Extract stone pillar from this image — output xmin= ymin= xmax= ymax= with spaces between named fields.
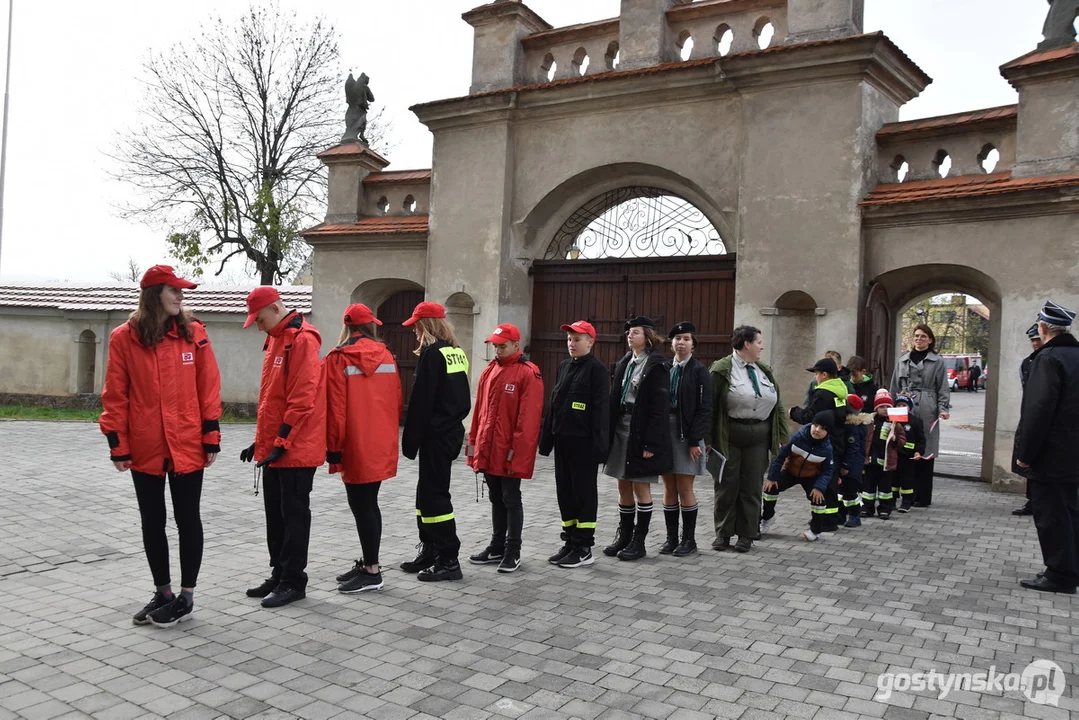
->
xmin=1001 ymin=46 xmax=1079 ymax=178
xmin=786 ymin=0 xmax=864 ymax=44
xmin=315 ymin=144 xmax=390 ymax=224
xmin=618 ymin=0 xmax=690 ymax=71
xmin=462 ymin=1 xmax=551 ymax=94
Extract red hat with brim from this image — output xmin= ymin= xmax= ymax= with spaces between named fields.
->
xmin=244 ymin=286 xmax=282 ymax=328
xmin=560 ymin=320 xmax=596 ymax=340
xmin=402 ymin=301 xmax=446 ymax=327
xmin=485 ymin=323 xmax=521 ymax=344
xmin=343 ymin=303 xmax=382 ymax=326
xmin=140 ymin=264 xmax=197 ymax=290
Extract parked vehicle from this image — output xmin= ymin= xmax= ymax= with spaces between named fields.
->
xmin=942 ymin=354 xmax=982 ymax=390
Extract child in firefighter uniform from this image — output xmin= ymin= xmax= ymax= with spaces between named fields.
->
xmin=538 ymin=321 xmax=611 ymax=568
xmin=836 ymin=393 xmax=872 ymax=528
xmin=761 ymin=411 xmax=838 ymax=542
xmin=466 ymin=324 xmax=544 ymax=574
xmin=400 ymin=302 xmax=472 ymax=582
xmin=862 ymin=389 xmax=902 ymax=519
xmin=893 ymin=392 xmax=926 ymax=513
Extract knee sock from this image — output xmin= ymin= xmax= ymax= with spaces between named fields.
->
xmin=635 ymin=502 xmax=653 ymax=535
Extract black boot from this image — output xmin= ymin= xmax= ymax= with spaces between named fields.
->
xmin=659 ymin=504 xmax=679 ymax=555
xmin=417 ymin=557 xmax=463 ymax=582
xmin=603 ymin=506 xmax=635 ymax=557
xmin=400 ymin=543 xmax=435 ymax=573
xmin=672 ymin=504 xmax=698 ymax=557
xmin=617 ymin=507 xmax=651 ymax=561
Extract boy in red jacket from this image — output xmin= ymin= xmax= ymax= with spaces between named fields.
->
xmin=467 ymin=324 xmax=544 ymax=573
xmin=240 ymin=286 xmax=326 ymax=609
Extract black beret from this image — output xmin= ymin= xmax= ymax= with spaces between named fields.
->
xmin=668 ymin=321 xmax=697 ymax=339
xmin=624 ymin=316 xmax=656 ymax=332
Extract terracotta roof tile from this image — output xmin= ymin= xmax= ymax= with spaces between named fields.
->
xmin=522 ymin=17 xmax=618 ymax=49
xmin=363 ymin=169 xmax=432 ymax=185
xmin=860 ymin=172 xmax=1079 ymax=206
xmin=302 ymin=215 xmax=429 ymax=237
xmin=315 ymin=144 xmax=391 ymax=163
xmin=412 ymin=32 xmax=928 ymax=110
xmin=1001 ymin=44 xmax=1079 ymax=70
xmin=0 ymin=285 xmax=312 ymax=314
xmin=877 ymin=104 xmax=1017 ymax=139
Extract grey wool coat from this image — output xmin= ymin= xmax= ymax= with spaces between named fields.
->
xmin=890 ymin=351 xmax=951 ymax=459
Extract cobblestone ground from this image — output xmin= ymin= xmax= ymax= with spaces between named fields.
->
xmin=0 ymin=422 xmax=1076 ymax=720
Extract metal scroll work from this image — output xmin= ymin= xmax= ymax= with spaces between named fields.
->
xmin=543 ymin=187 xmax=727 ymax=260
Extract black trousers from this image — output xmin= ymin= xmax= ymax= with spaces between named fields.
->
xmin=344 ymin=481 xmax=382 ymax=567
xmin=760 ymin=471 xmax=838 ymax=534
xmin=896 ymin=458 xmax=916 ymax=505
xmin=132 ymin=469 xmax=204 ymax=588
xmin=554 ymin=436 xmax=599 ymax=548
xmin=836 ymin=472 xmax=862 ymax=520
xmin=913 ymin=458 xmax=934 ymax=506
xmin=263 ymin=466 xmax=314 ymax=590
xmin=416 ymin=430 xmax=462 ymax=562
xmin=862 ymin=462 xmax=895 ymax=513
xmin=1030 ymin=480 xmax=1079 ymax=587
xmin=484 ymin=475 xmax=523 ymax=551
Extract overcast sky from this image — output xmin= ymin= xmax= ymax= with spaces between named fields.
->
xmin=0 ymin=0 xmax=1052 ymax=284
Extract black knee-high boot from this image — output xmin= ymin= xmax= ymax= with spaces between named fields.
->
xmin=673 ymin=504 xmax=698 ymax=556
xmin=618 ymin=502 xmax=652 ymax=561
xmin=603 ymin=505 xmax=635 ymax=557
xmin=659 ymin=504 xmax=680 ymax=554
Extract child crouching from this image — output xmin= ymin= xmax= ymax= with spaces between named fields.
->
xmin=761 ymin=411 xmax=838 ymax=542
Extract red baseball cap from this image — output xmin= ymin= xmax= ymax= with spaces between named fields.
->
xmin=343 ymin=303 xmax=382 ymax=326
xmin=402 ymin=301 xmax=446 ymax=327
xmin=140 ymin=265 xmax=197 ymax=290
xmin=244 ymin=286 xmax=282 ymax=328
xmin=485 ymin=323 xmax=521 ymax=344
xmin=560 ymin=320 xmax=596 ymax=340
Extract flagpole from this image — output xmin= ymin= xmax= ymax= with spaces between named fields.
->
xmin=0 ymin=0 xmax=13 ymax=277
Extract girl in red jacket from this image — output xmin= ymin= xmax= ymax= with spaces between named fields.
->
xmin=466 ymin=324 xmax=544 ymax=573
xmin=324 ymin=304 xmax=403 ymax=593
xmin=99 ymin=265 xmax=222 ymax=629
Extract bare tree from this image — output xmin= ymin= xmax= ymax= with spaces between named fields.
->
xmin=108 ymin=257 xmax=142 ymax=283
xmin=113 ymin=5 xmax=392 ymax=285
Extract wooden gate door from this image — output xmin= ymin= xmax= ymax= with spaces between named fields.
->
xmin=864 ymin=282 xmax=892 ymax=388
xmin=528 ymin=255 xmax=736 ymax=399
xmin=379 ymin=288 xmax=425 ymax=416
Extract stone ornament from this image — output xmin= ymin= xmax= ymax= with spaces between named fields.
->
xmin=342 ymin=72 xmax=375 ymax=145
xmin=1039 ymin=0 xmax=1079 ymax=50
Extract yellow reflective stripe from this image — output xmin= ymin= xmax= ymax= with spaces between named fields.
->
xmin=900 ymin=489 xmax=914 ymax=495
xmin=820 ymin=506 xmax=840 ymax=514
xmin=878 ymin=492 xmax=893 ymax=499
xmin=415 ymin=509 xmax=421 ymax=515
xmin=419 ymin=512 xmax=455 ymax=524
xmin=843 ymin=498 xmax=861 ymax=506
xmin=577 ymin=522 xmax=597 ymax=529
xmin=571 ymin=402 xmax=586 ymax=411
xmin=439 ymin=346 xmax=469 ymax=375
xmin=561 ymin=519 xmax=578 ymax=527
xmin=903 ymin=442 xmax=915 ymax=449
xmin=762 ymin=493 xmax=780 ymax=501
xmin=875 ymin=458 xmax=885 ymax=466
xmin=861 ymin=492 xmax=877 ymax=500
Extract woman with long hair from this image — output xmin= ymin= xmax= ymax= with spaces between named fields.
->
xmin=325 ymin=304 xmax=402 ymax=594
xmin=889 ymin=323 xmax=950 ymax=508
xmin=603 ymin=316 xmax=673 ymax=561
xmin=99 ymin=265 xmax=222 ymax=628
xmin=399 ymin=302 xmax=472 ymax=581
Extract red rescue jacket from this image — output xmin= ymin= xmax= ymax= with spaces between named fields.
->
xmin=99 ymin=317 xmax=222 ymax=476
xmin=467 ymin=351 xmax=544 ymax=479
xmin=255 ymin=311 xmax=326 ymax=468
xmin=324 ymin=333 xmax=402 ymax=484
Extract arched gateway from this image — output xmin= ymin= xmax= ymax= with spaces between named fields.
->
xmin=304 ymin=0 xmax=1079 ymax=489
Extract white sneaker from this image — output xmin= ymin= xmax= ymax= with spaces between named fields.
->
xmin=760 ymin=517 xmax=774 ymax=534
xmin=801 ymin=530 xmax=821 ymax=542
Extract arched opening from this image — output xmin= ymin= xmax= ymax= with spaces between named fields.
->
xmin=715 ymin=24 xmax=734 ymax=56
xmin=890 ymin=154 xmax=909 ymax=183
xmin=978 ymin=144 xmax=1000 ymax=174
xmin=770 ymin=291 xmax=818 ymax=408
xmin=372 ymin=282 xmax=426 ymax=417
xmin=403 ymin=194 xmax=417 ymax=213
xmin=572 ymin=47 xmax=590 ymax=76
xmin=77 ymin=330 xmax=96 ymax=394
xmin=605 ymin=41 xmax=620 ymax=70
xmin=677 ymin=30 xmax=694 ymax=61
xmin=753 ymin=17 xmax=775 ymax=49
xmin=445 ymin=292 xmax=476 ymax=375
xmin=933 ymin=149 xmax=952 ymax=178
xmin=541 ymin=52 xmax=557 ymax=81
xmin=377 ymin=196 xmax=389 ymax=215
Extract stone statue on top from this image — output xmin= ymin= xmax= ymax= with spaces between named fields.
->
xmin=342 ymin=72 xmax=375 ymax=145
xmin=1039 ymin=0 xmax=1079 ymax=50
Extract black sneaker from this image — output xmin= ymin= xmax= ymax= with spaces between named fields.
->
xmin=897 ymin=502 xmax=912 ymax=514
xmin=339 ymin=569 xmax=384 ymax=594
xmin=133 ymin=591 xmax=172 ymax=626
xmin=336 ymin=560 xmax=365 ymax=583
xmin=878 ymin=511 xmax=891 ymax=520
xmin=148 ymin=596 xmax=193 ymax=628
xmin=417 ymin=561 xmax=463 ymax=582
xmin=547 ymin=544 xmax=573 ymax=564
xmin=246 ymin=577 xmax=278 ymax=598
xmin=496 ymin=553 xmax=521 ymax=574
xmin=468 ymin=546 xmax=504 ymax=565
xmin=400 ymin=543 xmax=435 ymax=574
xmin=262 ymin=585 xmax=305 ymax=608
xmin=556 ymin=547 xmax=595 ymax=568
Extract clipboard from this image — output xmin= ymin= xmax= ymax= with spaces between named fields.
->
xmin=707 ymin=448 xmax=727 ymax=484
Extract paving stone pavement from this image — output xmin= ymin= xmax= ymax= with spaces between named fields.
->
xmin=1 ymin=421 xmax=1077 ymax=720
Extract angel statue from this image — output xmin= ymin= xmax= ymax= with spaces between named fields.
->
xmin=1038 ymin=0 xmax=1079 ymax=50
xmin=342 ymin=72 xmax=375 ymax=145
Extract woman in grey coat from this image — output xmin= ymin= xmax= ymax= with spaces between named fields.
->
xmin=890 ymin=323 xmax=950 ymax=507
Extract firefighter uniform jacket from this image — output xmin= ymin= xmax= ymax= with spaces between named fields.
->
xmin=790 ymin=377 xmax=849 ymax=455
xmin=539 ymin=353 xmax=611 ymax=462
xmin=255 ymin=311 xmax=326 ymax=468
xmin=467 ymin=351 xmax=544 ymax=479
xmin=768 ymin=425 xmax=834 ymax=492
xmin=100 ymin=318 xmax=222 ymax=476
xmin=324 ymin=333 xmax=402 ymax=484
xmin=403 ymin=339 xmax=472 ymax=460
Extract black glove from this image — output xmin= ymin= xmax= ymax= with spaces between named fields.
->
xmin=240 ymin=443 xmax=256 ymax=463
xmin=256 ymin=446 xmax=286 ymax=468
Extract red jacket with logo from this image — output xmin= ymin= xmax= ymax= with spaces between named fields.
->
xmin=255 ymin=312 xmax=326 ymax=468
xmin=99 ymin=318 xmax=222 ymax=475
xmin=467 ymin=351 xmax=544 ymax=479
xmin=324 ymin=334 xmax=402 ymax=484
